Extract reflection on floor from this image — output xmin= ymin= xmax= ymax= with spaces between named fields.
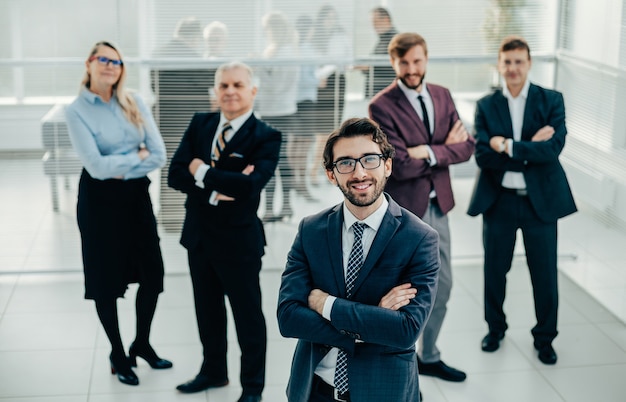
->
xmin=0 ymin=159 xmax=625 ymax=402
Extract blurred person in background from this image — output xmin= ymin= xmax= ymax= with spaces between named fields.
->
xmin=255 ymin=11 xmax=300 ymax=223
xmin=291 ymin=14 xmax=320 ymax=202
xmin=366 ymin=6 xmax=398 ymax=97
xmin=309 ymin=3 xmax=351 ymax=186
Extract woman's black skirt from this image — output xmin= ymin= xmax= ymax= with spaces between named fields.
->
xmin=77 ymin=169 xmax=164 ymax=300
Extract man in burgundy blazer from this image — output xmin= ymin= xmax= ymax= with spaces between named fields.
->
xmin=369 ymin=32 xmax=474 ymax=383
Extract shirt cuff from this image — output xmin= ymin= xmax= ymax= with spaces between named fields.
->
xmin=209 ymin=191 xmax=220 ymax=206
xmin=506 ymin=138 xmax=514 ymax=157
xmin=426 ymin=145 xmax=437 ymax=166
xmin=322 ymin=295 xmax=336 ymax=320
xmin=194 ymin=163 xmax=210 ymax=188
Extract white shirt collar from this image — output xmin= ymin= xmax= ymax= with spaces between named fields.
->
xmin=219 ymin=109 xmax=253 ymax=134
xmin=502 ymin=79 xmax=530 ymax=101
xmin=342 ymin=195 xmax=389 ymax=232
xmin=397 ymin=79 xmax=430 ymax=101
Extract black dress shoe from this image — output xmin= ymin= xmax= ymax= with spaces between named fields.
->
xmin=176 ymin=374 xmax=229 ymax=393
xmin=481 ymin=331 xmax=505 ymax=352
xmin=110 ymin=352 xmax=139 ymax=386
xmin=534 ymin=342 xmax=557 ymax=365
xmin=418 ymin=359 xmax=466 ymax=382
xmin=129 ymin=342 xmax=173 ymax=369
xmin=237 ymin=394 xmax=262 ymax=402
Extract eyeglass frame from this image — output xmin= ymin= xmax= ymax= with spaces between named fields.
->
xmin=88 ymin=55 xmax=124 ymax=67
xmin=332 ymin=153 xmax=386 ymax=174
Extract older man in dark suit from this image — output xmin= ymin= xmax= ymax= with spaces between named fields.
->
xmin=467 ymin=36 xmax=577 ymax=365
xmin=369 ymin=32 xmax=473 ymax=383
xmin=168 ymin=62 xmax=280 ymax=402
xmin=278 ymin=117 xmax=439 ymax=402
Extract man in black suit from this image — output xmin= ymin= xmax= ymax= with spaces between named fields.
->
xmin=168 ymin=62 xmax=281 ymax=402
xmin=467 ymin=36 xmax=577 ymax=365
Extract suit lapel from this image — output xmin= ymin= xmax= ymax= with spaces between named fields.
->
xmin=213 ymin=114 xmax=255 ymax=164
xmin=521 ymin=84 xmax=539 ymax=141
xmin=223 ymin=114 xmax=255 ymax=154
xmin=327 ymin=204 xmax=347 ymax=298
xmin=493 ymin=91 xmax=514 ymax=138
xmin=203 ymin=116 xmax=220 ymax=159
xmin=390 ymin=84 xmax=429 ymax=140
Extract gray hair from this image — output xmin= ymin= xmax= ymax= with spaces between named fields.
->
xmin=214 ymin=61 xmax=255 ymax=89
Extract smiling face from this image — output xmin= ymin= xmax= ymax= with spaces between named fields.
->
xmin=326 ymin=135 xmax=392 ymax=218
xmin=215 ymin=66 xmax=257 ymax=120
xmin=498 ymin=48 xmax=531 ymax=96
xmin=85 ymin=45 xmax=123 ymax=91
xmin=391 ymin=44 xmax=427 ymax=91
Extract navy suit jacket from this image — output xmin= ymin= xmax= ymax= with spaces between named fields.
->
xmin=369 ymin=82 xmax=475 ymax=218
xmin=277 ymin=195 xmax=439 ymax=402
xmin=467 ymin=83 xmax=577 ymax=222
xmin=168 ymin=112 xmax=281 ymax=257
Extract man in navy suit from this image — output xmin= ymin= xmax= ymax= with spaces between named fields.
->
xmin=369 ymin=32 xmax=473 ymax=382
xmin=278 ymin=117 xmax=439 ymax=402
xmin=467 ymin=36 xmax=577 ymax=365
xmin=168 ymin=62 xmax=281 ymax=402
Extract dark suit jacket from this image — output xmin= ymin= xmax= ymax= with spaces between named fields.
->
xmin=168 ymin=112 xmax=281 ymax=257
xmin=277 ymin=195 xmax=439 ymax=402
xmin=369 ymin=82 xmax=475 ymax=218
xmin=467 ymin=83 xmax=577 ymax=222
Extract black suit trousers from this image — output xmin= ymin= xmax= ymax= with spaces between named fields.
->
xmin=482 ymin=191 xmax=558 ymax=345
xmin=187 ymin=244 xmax=267 ymax=394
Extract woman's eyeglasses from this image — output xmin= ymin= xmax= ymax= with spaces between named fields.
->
xmin=88 ymin=55 xmax=123 ymax=67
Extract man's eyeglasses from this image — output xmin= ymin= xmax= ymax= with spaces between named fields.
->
xmin=88 ymin=56 xmax=123 ymax=67
xmin=333 ymin=154 xmax=385 ymax=174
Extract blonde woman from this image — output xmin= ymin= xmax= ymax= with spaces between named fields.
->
xmin=65 ymin=41 xmax=170 ymax=386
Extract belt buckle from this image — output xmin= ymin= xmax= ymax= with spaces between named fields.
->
xmin=516 ymin=189 xmax=528 ymax=196
xmin=334 ymin=388 xmax=348 ymax=402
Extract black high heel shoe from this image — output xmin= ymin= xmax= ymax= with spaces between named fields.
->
xmin=110 ymin=352 xmax=139 ymax=386
xmin=129 ymin=342 xmax=173 ymax=369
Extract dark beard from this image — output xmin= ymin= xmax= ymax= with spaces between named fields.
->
xmin=337 ymin=177 xmax=386 ymax=208
xmin=399 ymin=72 xmax=425 ymax=90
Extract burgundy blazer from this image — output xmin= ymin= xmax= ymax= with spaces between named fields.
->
xmin=369 ymin=81 xmax=475 ymax=217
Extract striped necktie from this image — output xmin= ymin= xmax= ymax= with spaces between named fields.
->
xmin=212 ymin=122 xmax=232 ymax=167
xmin=334 ymin=222 xmax=367 ymax=394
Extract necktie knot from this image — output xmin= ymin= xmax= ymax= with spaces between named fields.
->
xmin=352 ymin=222 xmax=366 ymax=241
xmin=212 ymin=122 xmax=233 ymax=166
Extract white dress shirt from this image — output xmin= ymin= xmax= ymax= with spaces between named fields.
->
xmin=314 ymin=197 xmax=389 ymax=386
xmin=501 ymin=79 xmax=530 ymax=190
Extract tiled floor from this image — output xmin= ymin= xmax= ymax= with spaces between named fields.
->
xmin=0 ymin=159 xmax=625 ymax=402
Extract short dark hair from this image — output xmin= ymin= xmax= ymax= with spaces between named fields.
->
xmin=499 ymin=35 xmax=531 ymax=60
xmin=371 ymin=7 xmax=392 ymax=20
xmin=388 ymin=32 xmax=428 ymax=59
xmin=323 ymin=117 xmax=395 ymax=171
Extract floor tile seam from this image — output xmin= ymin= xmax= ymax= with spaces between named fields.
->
xmin=0 ymin=273 xmax=20 ymax=325
xmin=537 ymin=362 xmax=626 ymax=372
